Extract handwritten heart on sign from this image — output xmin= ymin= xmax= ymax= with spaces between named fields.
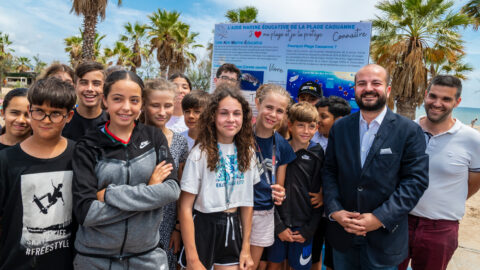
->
xmin=254 ymin=31 xmax=262 ymax=38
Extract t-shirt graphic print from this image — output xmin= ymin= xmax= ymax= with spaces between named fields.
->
xmin=20 ymin=171 xmax=73 ymax=256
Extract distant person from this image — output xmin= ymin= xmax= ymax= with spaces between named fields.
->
xmin=399 ymin=75 xmax=480 ymax=270
xmin=266 ymin=102 xmax=324 ymax=270
xmin=167 ymin=73 xmax=192 ymax=133
xmin=311 ymin=96 xmax=351 ymax=151
xmin=0 ymin=78 xmax=76 ymax=269
xmin=323 ymin=64 xmax=429 ymax=270
xmin=471 ymin=117 xmax=478 ymax=128
xmin=180 ymin=90 xmax=210 ymax=150
xmin=62 ymin=61 xmax=107 ymax=141
xmin=0 ymin=88 xmax=31 ymax=150
xmin=297 ymin=81 xmax=323 ymax=105
xmin=213 ymin=63 xmax=241 ymax=89
xmin=41 ymin=63 xmax=75 ymax=85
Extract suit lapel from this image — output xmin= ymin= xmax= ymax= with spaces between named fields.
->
xmin=361 ymin=109 xmax=395 ymax=172
xmin=350 ymin=113 xmax=362 ymax=170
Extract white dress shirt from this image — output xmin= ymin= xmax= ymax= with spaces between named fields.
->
xmin=359 ymin=107 xmax=387 ymax=167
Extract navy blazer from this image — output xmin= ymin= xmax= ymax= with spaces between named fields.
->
xmin=322 ymin=108 xmax=429 ymax=267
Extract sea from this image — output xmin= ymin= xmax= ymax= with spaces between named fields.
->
xmin=414 ymin=106 xmax=480 ymax=125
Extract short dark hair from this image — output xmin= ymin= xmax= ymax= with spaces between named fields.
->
xmin=168 ymin=73 xmax=192 ymax=91
xmin=3 ymin=88 xmax=28 ymax=112
xmin=216 ymin=63 xmax=241 ymax=80
xmin=315 ymin=96 xmax=351 ymax=118
xmin=104 ymin=70 xmax=144 ymax=98
xmin=75 ymin=61 xmax=105 ymax=82
xmin=428 ymin=75 xmax=462 ymax=99
xmin=28 ymin=78 xmax=77 ymax=110
xmin=42 ymin=63 xmax=74 ymax=81
xmin=182 ymin=90 xmax=210 ymax=111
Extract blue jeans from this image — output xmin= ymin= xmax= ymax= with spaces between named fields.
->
xmin=332 ymin=237 xmax=397 ymax=270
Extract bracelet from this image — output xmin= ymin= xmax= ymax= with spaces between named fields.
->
xmin=173 ymin=228 xmax=181 ymax=233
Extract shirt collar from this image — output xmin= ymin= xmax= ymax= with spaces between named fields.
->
xmin=360 ymin=106 xmax=387 ymax=127
xmin=416 ymin=116 xmax=462 ymax=135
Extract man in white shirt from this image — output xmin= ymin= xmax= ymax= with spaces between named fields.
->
xmin=399 ymin=75 xmax=480 ymax=270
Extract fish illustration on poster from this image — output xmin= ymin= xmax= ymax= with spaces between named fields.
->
xmin=287 ymin=69 xmax=359 ymax=112
xmin=20 ymin=170 xmax=73 ymax=256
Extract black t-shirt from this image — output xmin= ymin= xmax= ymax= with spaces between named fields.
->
xmin=0 ymin=143 xmax=9 ymax=151
xmin=62 ymin=108 xmax=108 ymax=141
xmin=0 ymin=141 xmax=75 ymax=270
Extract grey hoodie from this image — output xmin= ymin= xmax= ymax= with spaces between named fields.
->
xmin=72 ymin=122 xmax=180 ymax=269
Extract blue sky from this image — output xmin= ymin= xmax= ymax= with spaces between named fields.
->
xmin=1 ymin=0 xmax=479 ymax=108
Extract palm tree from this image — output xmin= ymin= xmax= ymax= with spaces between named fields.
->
xmin=112 ymin=41 xmax=134 ymax=67
xmin=169 ymin=23 xmax=203 ymax=75
xmin=65 ymin=30 xmax=105 ymax=68
xmin=431 ymin=52 xmax=473 ymax=80
xmin=120 ymin=22 xmax=147 ymax=72
xmin=65 ymin=35 xmax=83 ymax=68
xmin=70 ymin=0 xmax=122 ymax=62
xmin=462 ymin=0 xmax=480 ymax=30
xmin=32 ymin=55 xmax=47 ymax=74
xmin=371 ymin=0 xmax=470 ymax=119
xmin=0 ymin=32 xmax=15 ymax=91
xmin=16 ymin=57 xmax=31 ymax=72
xmin=147 ymin=9 xmax=184 ymax=78
xmin=225 ymin=6 xmax=258 ymax=23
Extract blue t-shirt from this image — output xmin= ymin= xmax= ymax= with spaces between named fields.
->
xmin=254 ymin=132 xmax=296 ymax=210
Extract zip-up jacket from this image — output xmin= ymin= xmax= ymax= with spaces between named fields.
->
xmin=72 ymin=122 xmax=180 ymax=260
xmin=274 ymin=143 xmax=324 ymax=239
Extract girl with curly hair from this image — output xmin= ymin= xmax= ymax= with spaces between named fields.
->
xmin=178 ymin=85 xmax=258 ymax=270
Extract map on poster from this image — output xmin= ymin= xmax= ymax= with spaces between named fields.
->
xmin=211 ymin=22 xmax=372 ymax=113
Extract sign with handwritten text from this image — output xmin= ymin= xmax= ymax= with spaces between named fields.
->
xmin=211 ymin=22 xmax=372 ymax=112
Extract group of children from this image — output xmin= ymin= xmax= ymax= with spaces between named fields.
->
xmin=0 ymin=61 xmax=352 ymax=270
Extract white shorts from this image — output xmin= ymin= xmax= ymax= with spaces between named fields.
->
xmin=250 ymin=208 xmax=275 ymax=247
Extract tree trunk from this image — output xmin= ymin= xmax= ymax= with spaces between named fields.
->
xmin=160 ymin=66 xmax=168 ymax=79
xmin=82 ymin=15 xmax=97 ymax=62
xmin=395 ymin=97 xmax=417 ymax=120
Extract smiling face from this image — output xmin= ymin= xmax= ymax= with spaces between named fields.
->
xmin=172 ymin=77 xmax=191 ymax=104
xmin=29 ymin=103 xmax=72 ymax=141
xmin=424 ymin=84 xmax=461 ymax=123
xmin=317 ymin=106 xmax=335 ymax=137
xmin=1 ymin=96 xmax=31 ymax=139
xmin=255 ymin=93 xmax=289 ymax=132
xmin=75 ymin=70 xmax=104 ymax=109
xmin=288 ymin=120 xmax=317 ymax=145
xmin=144 ymin=90 xmax=175 ymax=129
xmin=103 ymin=79 xmax=142 ymax=130
xmin=215 ymin=96 xmax=243 ymax=144
xmin=354 ymin=65 xmax=390 ymax=112
xmin=184 ymin=106 xmax=204 ymax=130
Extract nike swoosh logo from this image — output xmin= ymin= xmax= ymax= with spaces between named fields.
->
xmin=299 ymin=254 xmax=311 ymax=266
xmin=139 ymin=141 xmax=150 ymax=149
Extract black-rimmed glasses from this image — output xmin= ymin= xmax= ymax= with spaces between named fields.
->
xmin=30 ymin=109 xmax=68 ymax=123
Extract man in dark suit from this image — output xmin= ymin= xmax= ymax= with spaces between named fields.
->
xmin=322 ymin=64 xmax=429 ymax=269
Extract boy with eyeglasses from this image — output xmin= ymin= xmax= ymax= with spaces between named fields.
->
xmin=213 ymin=63 xmax=241 ymax=89
xmin=0 ymin=77 xmax=77 ymax=270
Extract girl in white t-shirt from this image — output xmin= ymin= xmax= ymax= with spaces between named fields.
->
xmin=179 ymin=86 xmax=259 ymax=270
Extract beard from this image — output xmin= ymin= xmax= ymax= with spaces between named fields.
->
xmin=425 ymin=104 xmax=453 ymax=123
xmin=355 ymin=91 xmax=387 ymax=111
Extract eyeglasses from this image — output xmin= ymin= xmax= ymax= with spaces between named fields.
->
xmin=219 ymin=76 xmax=239 ymax=83
xmin=30 ymin=109 xmax=68 ymax=123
